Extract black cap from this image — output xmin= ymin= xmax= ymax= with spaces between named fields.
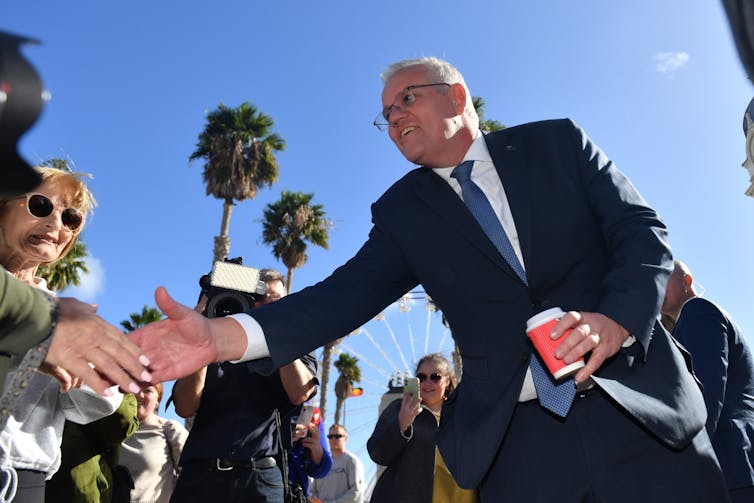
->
xmin=0 ymin=30 xmax=45 ymax=197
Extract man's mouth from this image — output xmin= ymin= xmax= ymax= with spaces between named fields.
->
xmin=400 ymin=126 xmax=416 ymax=137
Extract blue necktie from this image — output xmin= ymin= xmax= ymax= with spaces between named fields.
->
xmin=451 ymin=160 xmax=575 ymax=417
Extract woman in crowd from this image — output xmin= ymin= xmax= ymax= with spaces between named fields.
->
xmin=367 ymin=353 xmax=478 ymax=503
xmin=119 ymin=383 xmax=187 ymax=503
xmin=0 ymin=167 xmax=124 ymax=503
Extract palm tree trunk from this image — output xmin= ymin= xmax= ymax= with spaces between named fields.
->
xmin=318 ymin=338 xmax=342 ymax=424
xmin=214 ymin=200 xmax=234 ymax=261
xmin=333 ymin=397 xmax=343 ymax=426
xmin=286 ymin=268 xmax=294 ymax=293
xmin=452 ymin=341 xmax=463 ymax=382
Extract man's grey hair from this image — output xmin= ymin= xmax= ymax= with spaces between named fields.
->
xmin=381 ymin=57 xmax=467 ymax=87
xmin=380 ymin=57 xmax=477 ymax=122
xmin=259 ymin=268 xmax=287 ymax=295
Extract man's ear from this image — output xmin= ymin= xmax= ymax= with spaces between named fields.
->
xmin=683 ymin=273 xmax=694 ymax=289
xmin=450 ymin=83 xmax=467 ymax=114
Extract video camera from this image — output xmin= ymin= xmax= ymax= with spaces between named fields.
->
xmin=198 ymin=257 xmax=268 ymax=318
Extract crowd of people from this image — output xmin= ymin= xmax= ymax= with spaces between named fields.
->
xmin=3 ymin=25 xmax=754 ymax=503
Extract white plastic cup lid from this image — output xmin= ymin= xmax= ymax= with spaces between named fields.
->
xmin=526 ymin=307 xmax=565 ymax=332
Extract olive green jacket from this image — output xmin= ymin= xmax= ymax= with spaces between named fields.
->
xmin=0 ymin=269 xmax=56 ymax=391
xmin=46 ymin=393 xmax=139 ymax=503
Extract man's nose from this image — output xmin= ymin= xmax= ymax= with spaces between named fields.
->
xmin=389 ymin=104 xmax=409 ymax=126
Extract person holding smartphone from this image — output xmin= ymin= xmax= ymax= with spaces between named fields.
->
xmin=367 ymin=354 xmax=477 ymax=503
xmin=286 ymin=406 xmax=331 ymax=501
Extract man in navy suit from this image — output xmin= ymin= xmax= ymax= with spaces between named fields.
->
xmin=133 ymin=57 xmax=728 ymax=501
xmin=661 ymin=260 xmax=754 ymax=502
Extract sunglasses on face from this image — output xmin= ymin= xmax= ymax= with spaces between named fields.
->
xmin=24 ymin=193 xmax=83 ymax=231
xmin=416 ymin=372 xmax=443 ymax=383
xmin=327 ymin=434 xmax=345 ymax=439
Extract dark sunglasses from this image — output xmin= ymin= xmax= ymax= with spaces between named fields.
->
xmin=416 ymin=372 xmax=443 ymax=383
xmin=327 ymin=434 xmax=345 ymax=439
xmin=24 ymin=193 xmax=83 ymax=231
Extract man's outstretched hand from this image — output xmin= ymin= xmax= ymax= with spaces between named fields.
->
xmin=129 ymin=287 xmax=248 ymax=382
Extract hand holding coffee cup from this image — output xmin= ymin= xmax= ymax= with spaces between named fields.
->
xmin=527 ymin=307 xmax=586 ymax=379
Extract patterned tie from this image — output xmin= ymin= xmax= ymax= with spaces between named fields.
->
xmin=451 ymin=160 xmax=575 ymax=417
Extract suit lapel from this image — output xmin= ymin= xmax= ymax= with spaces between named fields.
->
xmin=484 ymin=131 xmax=534 ymax=277
xmin=411 ymin=164 xmax=524 ymax=283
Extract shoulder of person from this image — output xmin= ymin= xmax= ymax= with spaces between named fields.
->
xmin=483 ymin=118 xmax=577 ymax=148
xmin=683 ymin=297 xmax=723 ymax=317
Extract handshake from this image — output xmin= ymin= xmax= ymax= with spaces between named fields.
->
xmin=42 ymin=260 xmax=267 ymax=398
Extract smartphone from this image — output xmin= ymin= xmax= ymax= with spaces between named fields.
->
xmin=297 ymin=405 xmax=314 ymax=426
xmin=404 ymin=377 xmax=420 ymax=399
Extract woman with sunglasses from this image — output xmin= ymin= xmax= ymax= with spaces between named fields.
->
xmin=367 ymin=353 xmax=478 ymax=503
xmin=0 ymin=167 xmax=124 ymax=503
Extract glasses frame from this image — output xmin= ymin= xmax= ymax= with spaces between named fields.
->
xmin=416 ymin=372 xmax=443 ymax=383
xmin=23 ymin=193 xmax=83 ymax=232
xmin=373 ymin=82 xmax=451 ymax=131
xmin=327 ymin=433 xmax=345 ymax=439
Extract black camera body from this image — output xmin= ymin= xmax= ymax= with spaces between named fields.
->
xmin=199 ymin=258 xmax=268 ymax=318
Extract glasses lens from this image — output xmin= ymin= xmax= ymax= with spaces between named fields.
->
xmin=327 ymin=434 xmax=344 ymax=439
xmin=27 ymin=194 xmax=83 ymax=231
xmin=417 ymin=372 xmax=442 ymax=382
xmin=373 ymin=112 xmax=389 ymax=131
xmin=27 ymin=194 xmax=53 ymax=218
xmin=62 ymin=208 xmax=83 ymax=231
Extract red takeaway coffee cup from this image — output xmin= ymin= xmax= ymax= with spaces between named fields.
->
xmin=526 ymin=307 xmax=585 ymax=380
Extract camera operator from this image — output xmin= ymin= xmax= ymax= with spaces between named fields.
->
xmin=170 ymin=268 xmax=317 ymax=503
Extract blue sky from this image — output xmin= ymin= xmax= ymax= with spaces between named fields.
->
xmin=5 ymin=0 xmax=754 ymax=487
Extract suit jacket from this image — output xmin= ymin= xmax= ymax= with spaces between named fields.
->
xmin=0 ymin=268 xmax=55 ymax=392
xmin=250 ymin=119 xmax=706 ymax=488
xmin=673 ymin=297 xmax=754 ymax=490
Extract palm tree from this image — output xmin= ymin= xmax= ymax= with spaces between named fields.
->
xmin=120 ymin=305 xmax=164 ymax=332
xmin=472 ymin=96 xmax=505 ymax=132
xmin=190 ymin=102 xmax=285 ymax=261
xmin=37 ymin=241 xmax=89 ymax=292
xmin=318 ymin=337 xmax=343 ymax=424
xmin=333 ymin=352 xmax=361 ymax=426
xmin=261 ymin=190 xmax=330 ymax=292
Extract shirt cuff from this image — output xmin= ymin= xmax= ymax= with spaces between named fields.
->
xmin=227 ymin=313 xmax=271 ymax=363
xmin=622 ymin=335 xmax=636 ymax=348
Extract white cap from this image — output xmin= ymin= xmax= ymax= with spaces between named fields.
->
xmin=526 ymin=307 xmax=565 ymax=332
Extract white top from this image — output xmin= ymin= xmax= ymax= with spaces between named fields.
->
xmin=310 ymin=450 xmax=365 ymax=503
xmin=0 ymin=373 xmax=121 ymax=478
xmin=120 ymin=413 xmax=188 ymax=503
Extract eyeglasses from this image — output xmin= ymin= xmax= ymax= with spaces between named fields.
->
xmin=373 ymin=83 xmax=451 ymax=131
xmin=23 ymin=193 xmax=83 ymax=231
xmin=327 ymin=434 xmax=345 ymax=439
xmin=416 ymin=372 xmax=443 ymax=383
